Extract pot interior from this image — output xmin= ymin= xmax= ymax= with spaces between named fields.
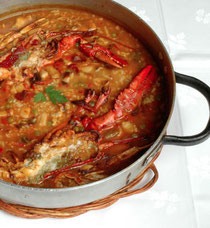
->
xmin=0 ymin=1 xmax=176 ymax=207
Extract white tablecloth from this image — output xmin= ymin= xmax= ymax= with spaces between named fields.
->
xmin=1 ymin=1 xmax=210 ymax=227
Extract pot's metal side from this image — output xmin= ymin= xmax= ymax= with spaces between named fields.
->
xmin=0 ymin=151 xmax=152 ymax=208
xmin=0 ymin=0 xmax=176 ymax=208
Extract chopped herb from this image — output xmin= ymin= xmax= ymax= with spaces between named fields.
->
xmin=89 ymin=101 xmax=95 ymax=107
xmin=79 ymin=126 xmax=84 ymax=132
xmin=32 ymin=108 xmax=37 ymax=115
xmin=73 ymin=126 xmax=80 ymax=132
xmin=41 ymin=40 xmax=46 ymax=46
xmin=132 ymin=133 xmax=138 ymax=138
xmin=5 ymin=103 xmax=10 ymax=109
xmin=8 ymin=117 xmax=14 ymax=123
xmin=19 ymin=52 xmax=30 ymax=61
xmin=45 ymin=86 xmax=68 ymax=104
xmin=66 ymin=69 xmax=73 ymax=73
xmin=143 ymin=95 xmax=154 ymax=105
xmin=73 ymin=126 xmax=84 ymax=133
xmin=75 ymin=42 xmax=80 ymax=48
xmin=69 ymin=119 xmax=75 ymax=126
xmin=34 ymin=92 xmax=46 ymax=102
xmin=34 ymin=130 xmax=40 ymax=136
xmin=131 ymin=50 xmax=141 ymax=61
xmin=8 ymin=98 xmax=13 ymax=103
xmin=15 ymin=52 xmax=30 ymax=66
xmin=97 ymin=38 xmax=103 ymax=43
xmin=58 ymin=25 xmax=63 ymax=29
xmin=34 ymin=87 xmax=68 ymax=105
xmin=47 ymin=121 xmax=53 ymax=126
xmin=73 ymin=81 xmax=86 ymax=88
xmin=112 ymin=33 xmax=117 ymax=37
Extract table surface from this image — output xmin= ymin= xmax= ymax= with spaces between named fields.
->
xmin=1 ymin=0 xmax=210 ymax=227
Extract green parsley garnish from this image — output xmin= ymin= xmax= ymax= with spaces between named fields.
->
xmin=132 ymin=133 xmax=138 ymax=138
xmin=73 ymin=126 xmax=84 ymax=133
xmin=34 ymin=86 xmax=68 ymax=104
xmin=45 ymin=86 xmax=68 ymax=104
xmin=47 ymin=121 xmax=53 ymax=126
xmin=5 ymin=103 xmax=10 ymax=109
xmin=8 ymin=117 xmax=14 ymax=123
xmin=66 ymin=69 xmax=73 ymax=73
xmin=8 ymin=98 xmax=13 ymax=103
xmin=34 ymin=130 xmax=40 ymax=136
xmin=14 ymin=52 xmax=30 ymax=66
xmin=34 ymin=92 xmax=46 ymax=102
xmin=19 ymin=52 xmax=30 ymax=61
xmin=89 ymin=101 xmax=95 ymax=107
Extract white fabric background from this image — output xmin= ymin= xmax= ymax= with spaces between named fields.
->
xmin=1 ymin=0 xmax=210 ymax=227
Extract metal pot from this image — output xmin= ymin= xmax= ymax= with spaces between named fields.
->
xmin=0 ymin=0 xmax=209 ymax=209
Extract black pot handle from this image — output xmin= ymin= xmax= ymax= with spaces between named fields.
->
xmin=162 ymin=72 xmax=210 ymax=146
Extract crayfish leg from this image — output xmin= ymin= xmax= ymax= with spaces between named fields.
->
xmin=88 ymin=65 xmax=157 ymax=131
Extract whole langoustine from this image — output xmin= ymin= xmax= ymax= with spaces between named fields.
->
xmin=12 ymin=130 xmax=99 ymax=184
xmin=0 ymin=27 xmax=128 ymax=82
